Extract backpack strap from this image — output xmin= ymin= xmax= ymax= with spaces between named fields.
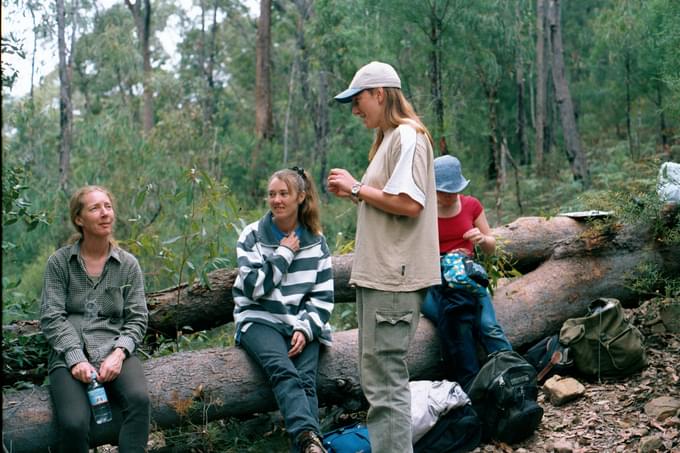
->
xmin=536 ymin=351 xmax=562 ymax=382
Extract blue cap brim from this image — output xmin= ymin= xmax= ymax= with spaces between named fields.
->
xmin=334 ymin=87 xmax=363 ymax=103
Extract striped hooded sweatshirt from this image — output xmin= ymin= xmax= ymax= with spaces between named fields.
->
xmin=232 ymin=212 xmax=334 ymax=346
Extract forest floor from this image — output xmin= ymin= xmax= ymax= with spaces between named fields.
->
xmin=475 ymin=297 xmax=680 ymax=453
xmin=98 ymin=298 xmax=679 ymax=453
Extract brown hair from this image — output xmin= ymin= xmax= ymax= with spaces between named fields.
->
xmin=368 ymin=87 xmax=434 ymax=161
xmin=269 ymin=168 xmax=322 ymax=235
xmin=68 ymin=185 xmax=117 ymax=245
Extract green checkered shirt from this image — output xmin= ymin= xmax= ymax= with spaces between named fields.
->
xmin=40 ymin=241 xmax=148 ymax=372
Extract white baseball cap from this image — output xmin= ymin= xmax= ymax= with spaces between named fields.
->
xmin=334 ymin=61 xmax=401 ymax=103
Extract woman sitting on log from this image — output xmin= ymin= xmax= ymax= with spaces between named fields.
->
xmin=422 ymin=155 xmax=513 ymax=387
xmin=232 ymin=167 xmax=334 ymax=453
xmin=39 ymin=185 xmax=150 ymax=453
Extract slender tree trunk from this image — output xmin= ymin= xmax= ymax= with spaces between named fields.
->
xmin=656 ymin=81 xmax=670 ymax=160
xmin=426 ymin=0 xmax=451 ymax=155
xmin=255 ymin=0 xmax=273 ymax=140
xmin=57 ymin=0 xmax=73 ymax=193
xmin=548 ymin=0 xmax=590 ymax=186
xmin=283 ymin=56 xmax=298 ymax=166
xmin=314 ymin=70 xmax=330 ymax=194
xmin=429 ymin=4 xmax=447 ymax=155
xmin=535 ymin=0 xmax=547 ymax=173
xmin=29 ymin=6 xmax=37 ymax=101
xmin=515 ymin=1 xmax=528 ymax=166
xmin=125 ymin=0 xmax=154 ymax=134
xmin=625 ymin=50 xmax=635 ymax=160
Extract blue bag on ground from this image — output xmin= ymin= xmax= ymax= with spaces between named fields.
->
xmin=322 ymin=422 xmax=371 ymax=453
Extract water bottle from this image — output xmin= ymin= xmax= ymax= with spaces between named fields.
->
xmin=87 ymin=371 xmax=113 ymax=424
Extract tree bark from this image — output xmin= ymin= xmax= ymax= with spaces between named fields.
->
xmin=57 ymin=0 xmax=73 ymax=193
xmin=515 ymin=1 xmax=529 ymax=166
xmin=535 ymin=0 xmax=547 ymax=172
xmin=255 ymin=0 xmax=273 ymax=140
xmin=427 ymin=0 xmax=450 ymax=155
xmin=125 ymin=0 xmax=154 ymax=134
xmin=548 ymin=0 xmax=590 ymax=186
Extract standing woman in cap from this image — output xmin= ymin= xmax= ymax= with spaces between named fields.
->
xmin=327 ymin=61 xmax=440 ymax=452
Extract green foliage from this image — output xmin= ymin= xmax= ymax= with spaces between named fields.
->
xmin=1 ymin=34 xmax=24 ymax=90
xmin=2 ymin=330 xmax=50 ymax=390
xmin=477 ymin=243 xmax=522 ymax=295
xmin=627 ymin=261 xmax=680 ymax=299
xmin=122 ymin=168 xmax=240 ymax=291
xmin=2 ymin=166 xmax=51 ymax=322
xmin=2 ymin=166 xmax=51 ymax=241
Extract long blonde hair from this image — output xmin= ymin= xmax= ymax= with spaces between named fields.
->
xmin=68 ymin=185 xmax=118 ymax=245
xmin=269 ymin=167 xmax=322 ymax=235
xmin=368 ymin=87 xmax=434 ymax=161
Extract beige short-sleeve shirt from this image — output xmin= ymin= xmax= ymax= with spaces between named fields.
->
xmin=350 ymin=124 xmax=441 ymax=291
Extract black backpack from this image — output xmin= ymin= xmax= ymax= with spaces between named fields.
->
xmin=523 ymin=334 xmax=574 ymax=382
xmin=413 ymin=404 xmax=482 ymax=453
xmin=465 ymin=350 xmax=544 ymax=444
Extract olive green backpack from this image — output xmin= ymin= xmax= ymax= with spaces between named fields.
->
xmin=559 ymin=298 xmax=647 ymax=380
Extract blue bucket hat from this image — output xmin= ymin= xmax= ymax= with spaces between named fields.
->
xmin=434 ymin=155 xmax=470 ymax=193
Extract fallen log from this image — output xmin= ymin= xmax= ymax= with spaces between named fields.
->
xmin=143 ymin=216 xmax=592 ymax=337
xmin=144 ymin=215 xmax=679 ymax=337
xmin=4 ymin=217 xmax=678 ymax=451
xmin=3 ymin=215 xmax=675 ymax=341
xmin=1 ymin=321 xmax=444 ymax=453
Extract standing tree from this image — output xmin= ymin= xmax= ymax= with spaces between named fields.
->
xmin=535 ymin=0 xmax=548 ymax=172
xmin=125 ymin=0 xmax=153 ymax=134
xmin=425 ymin=0 xmax=453 ymax=155
xmin=255 ymin=0 xmax=273 ymax=140
xmin=57 ymin=0 xmax=77 ymax=193
xmin=548 ymin=0 xmax=590 ymax=186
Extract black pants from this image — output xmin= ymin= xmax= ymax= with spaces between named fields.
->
xmin=49 ymin=355 xmax=150 ymax=453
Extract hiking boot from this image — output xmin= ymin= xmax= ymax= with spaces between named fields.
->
xmin=296 ymin=431 xmax=327 ymax=453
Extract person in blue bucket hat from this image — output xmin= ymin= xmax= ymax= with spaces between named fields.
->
xmin=422 ymin=154 xmax=513 ymax=386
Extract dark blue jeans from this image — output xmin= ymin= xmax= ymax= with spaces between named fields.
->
xmin=239 ymin=322 xmax=321 ymax=445
xmin=423 ymin=285 xmax=512 ymax=354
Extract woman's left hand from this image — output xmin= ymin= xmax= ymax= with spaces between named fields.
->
xmin=98 ymin=348 xmax=126 ymax=382
xmin=462 ymin=227 xmax=486 ymax=246
xmin=288 ymin=331 xmax=307 ymax=358
xmin=327 ymin=168 xmax=355 ymax=198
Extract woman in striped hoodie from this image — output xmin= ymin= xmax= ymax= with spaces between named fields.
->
xmin=232 ymin=167 xmax=334 ymax=453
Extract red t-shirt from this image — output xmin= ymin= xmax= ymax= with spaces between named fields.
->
xmin=437 ymin=195 xmax=483 ymax=256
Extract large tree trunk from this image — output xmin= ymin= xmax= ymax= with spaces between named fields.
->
xmin=125 ymin=0 xmax=153 ymax=134
xmin=57 ymin=0 xmax=73 ymax=193
xmin=548 ymin=0 xmax=590 ymax=186
xmin=254 ymin=0 xmax=273 ymax=140
xmin=427 ymin=0 xmax=450 ymax=155
xmin=535 ymin=0 xmax=547 ymax=172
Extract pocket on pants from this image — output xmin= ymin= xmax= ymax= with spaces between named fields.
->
xmin=375 ymin=310 xmax=413 ymax=354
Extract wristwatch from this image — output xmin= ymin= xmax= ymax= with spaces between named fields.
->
xmin=351 ymin=182 xmax=363 ymax=201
